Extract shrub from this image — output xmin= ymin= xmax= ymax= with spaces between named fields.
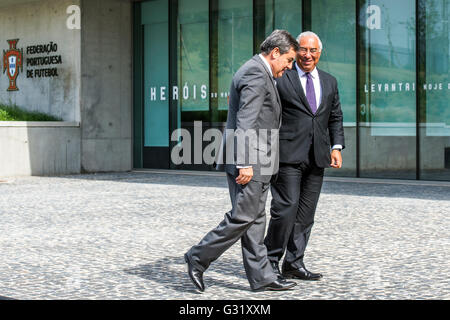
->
xmin=0 ymin=104 xmax=62 ymax=121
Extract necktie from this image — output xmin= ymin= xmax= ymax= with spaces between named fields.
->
xmin=305 ymin=72 xmax=317 ymax=114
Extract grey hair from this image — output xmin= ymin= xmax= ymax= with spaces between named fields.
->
xmin=297 ymin=31 xmax=323 ymax=51
xmin=260 ymin=29 xmax=300 ymax=55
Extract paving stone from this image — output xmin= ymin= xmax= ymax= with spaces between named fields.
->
xmin=0 ymin=172 xmax=449 ymax=300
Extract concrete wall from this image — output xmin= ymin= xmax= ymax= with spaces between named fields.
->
xmin=0 ymin=0 xmax=81 ymax=122
xmin=0 ymin=122 xmax=81 ymax=176
xmin=80 ymin=0 xmax=133 ymax=172
xmin=0 ymin=0 xmax=133 ymax=176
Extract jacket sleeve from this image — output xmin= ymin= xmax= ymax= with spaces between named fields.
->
xmin=328 ymin=80 xmax=345 ymax=149
xmin=235 ymin=66 xmax=266 ymax=167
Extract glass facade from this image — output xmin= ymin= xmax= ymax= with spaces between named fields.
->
xmin=420 ymin=0 xmax=450 ymax=181
xmin=217 ymin=0 xmax=253 ymax=111
xmin=359 ymin=0 xmax=417 ymax=179
xmin=178 ymin=0 xmax=209 ymax=113
xmin=142 ymin=0 xmax=170 ymax=148
xmin=133 ymin=0 xmax=450 ymax=181
xmin=265 ymin=0 xmax=302 ymax=37
xmin=312 ymin=0 xmax=357 ymax=177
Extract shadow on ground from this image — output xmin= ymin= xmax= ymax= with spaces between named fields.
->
xmin=124 ymin=256 xmax=251 ymax=293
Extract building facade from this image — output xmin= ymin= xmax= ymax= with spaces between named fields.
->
xmin=0 ymin=0 xmax=449 ymax=181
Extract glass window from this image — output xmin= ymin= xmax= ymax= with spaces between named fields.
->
xmin=142 ymin=0 xmax=169 ymax=147
xmin=217 ymin=0 xmax=253 ymax=111
xmin=265 ymin=0 xmax=302 ymax=38
xmin=312 ymin=0 xmax=357 ymax=177
xmin=420 ymin=0 xmax=450 ymax=180
xmin=358 ymin=0 xmax=416 ymax=179
xmin=178 ymin=0 xmax=209 ymax=113
xmin=135 ymin=0 xmax=449 ymax=179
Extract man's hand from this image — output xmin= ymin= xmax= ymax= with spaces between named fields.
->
xmin=330 ymin=150 xmax=342 ymax=168
xmin=236 ymin=167 xmax=253 ymax=185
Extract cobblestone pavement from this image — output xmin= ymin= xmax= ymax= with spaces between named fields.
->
xmin=0 ymin=171 xmax=449 ymax=300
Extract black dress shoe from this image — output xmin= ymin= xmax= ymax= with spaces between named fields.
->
xmin=282 ymin=265 xmax=323 ymax=281
xmin=184 ymin=254 xmax=205 ymax=292
xmin=270 ymin=261 xmax=286 ymax=280
xmin=254 ymin=279 xmax=297 ymax=292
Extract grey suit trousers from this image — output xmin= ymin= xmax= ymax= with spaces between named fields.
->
xmin=185 ymin=172 xmax=277 ymax=290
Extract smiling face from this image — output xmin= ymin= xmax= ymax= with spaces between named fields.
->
xmin=296 ymin=35 xmax=322 ymax=72
xmin=269 ymin=47 xmax=297 ymax=78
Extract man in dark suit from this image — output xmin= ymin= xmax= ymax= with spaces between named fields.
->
xmin=184 ymin=30 xmax=299 ymax=292
xmin=265 ymin=31 xmax=345 ymax=281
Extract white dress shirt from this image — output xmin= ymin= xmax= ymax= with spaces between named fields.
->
xmin=258 ymin=54 xmax=274 ymax=78
xmin=295 ymin=62 xmax=322 ymax=108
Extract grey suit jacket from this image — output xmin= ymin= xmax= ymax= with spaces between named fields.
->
xmin=215 ymin=55 xmax=281 ymax=183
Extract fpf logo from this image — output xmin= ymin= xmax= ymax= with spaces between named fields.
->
xmin=3 ymin=39 xmax=24 ymax=91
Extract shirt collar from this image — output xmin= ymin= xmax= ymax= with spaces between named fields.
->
xmin=295 ymin=61 xmax=319 ymax=79
xmin=258 ymin=54 xmax=274 ymax=78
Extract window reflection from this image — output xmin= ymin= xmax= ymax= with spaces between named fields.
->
xmin=312 ymin=0 xmax=357 ymax=177
xmin=420 ymin=0 xmax=450 ymax=180
xmin=135 ymin=0 xmax=449 ymax=180
xmin=217 ymin=0 xmax=253 ymax=111
xmin=265 ymin=0 xmax=302 ymax=38
xmin=178 ymin=0 xmax=209 ymax=112
xmin=359 ymin=0 xmax=417 ymax=179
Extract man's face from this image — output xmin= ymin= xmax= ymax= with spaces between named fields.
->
xmin=296 ymin=35 xmax=321 ymax=72
xmin=270 ymin=47 xmax=297 ymax=78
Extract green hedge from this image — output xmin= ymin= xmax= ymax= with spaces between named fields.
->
xmin=0 ymin=104 xmax=62 ymax=121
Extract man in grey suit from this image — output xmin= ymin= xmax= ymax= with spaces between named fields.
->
xmin=185 ymin=30 xmax=299 ymax=292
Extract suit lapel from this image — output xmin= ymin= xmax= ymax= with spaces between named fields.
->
xmin=285 ymin=66 xmax=313 ymax=116
xmin=315 ymin=69 xmax=328 ymax=116
xmin=253 ymin=55 xmax=282 ymax=120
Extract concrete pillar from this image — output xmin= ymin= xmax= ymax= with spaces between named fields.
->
xmin=80 ymin=0 xmax=133 ymax=172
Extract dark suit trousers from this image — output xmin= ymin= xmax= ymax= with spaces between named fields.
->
xmin=265 ymin=152 xmax=324 ymax=269
xmin=186 ymin=172 xmax=277 ymax=290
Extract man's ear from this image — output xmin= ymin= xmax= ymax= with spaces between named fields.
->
xmin=271 ymin=47 xmax=280 ymax=59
